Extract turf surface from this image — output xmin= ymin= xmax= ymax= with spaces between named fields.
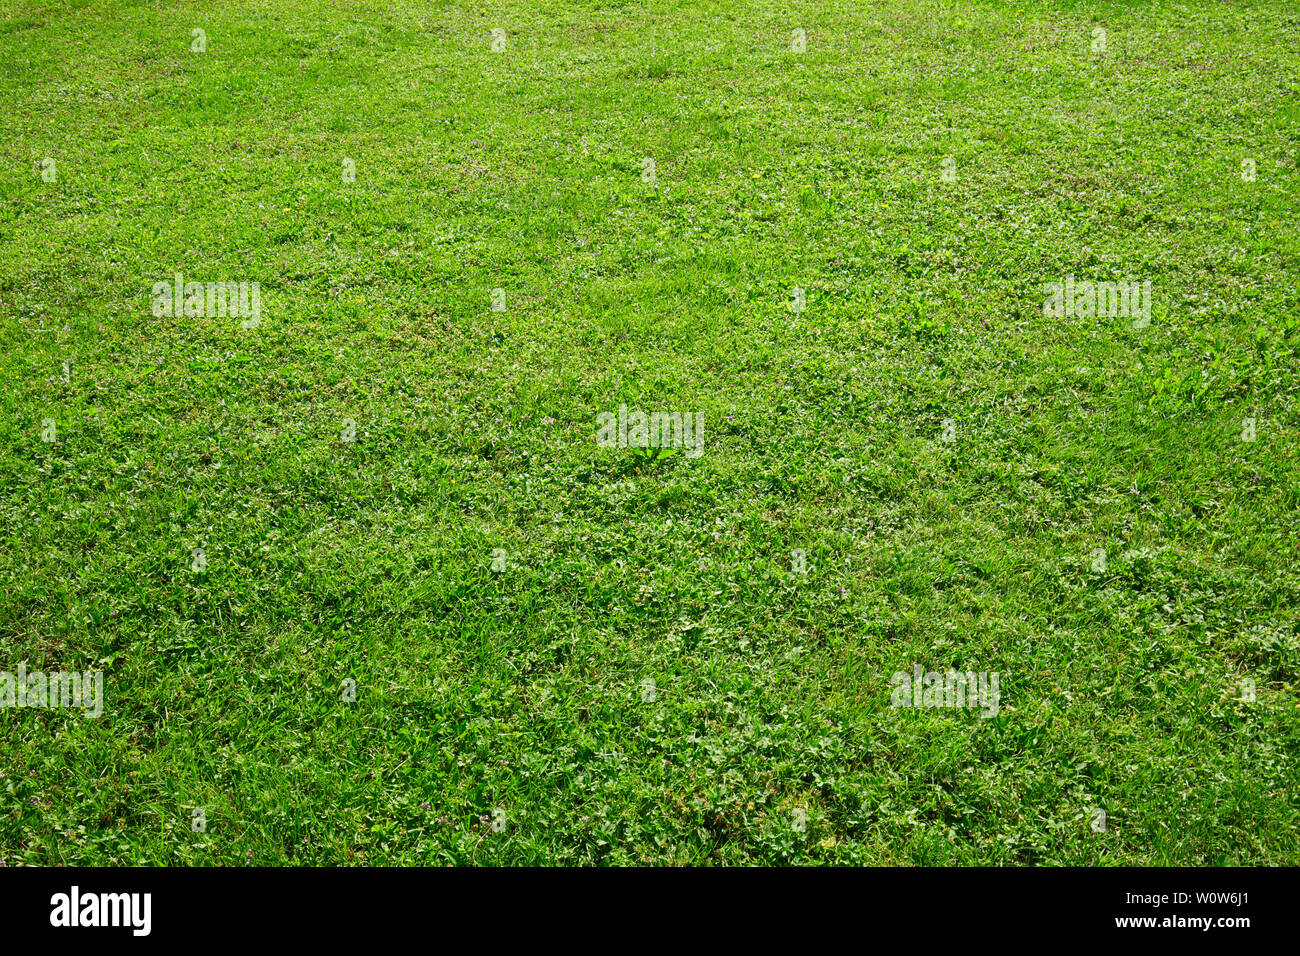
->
xmin=0 ymin=0 xmax=1297 ymax=864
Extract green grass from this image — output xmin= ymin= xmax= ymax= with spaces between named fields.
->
xmin=0 ymin=0 xmax=1297 ymax=865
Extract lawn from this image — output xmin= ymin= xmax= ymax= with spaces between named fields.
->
xmin=0 ymin=0 xmax=1297 ymax=865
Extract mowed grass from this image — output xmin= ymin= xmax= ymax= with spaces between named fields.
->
xmin=0 ymin=0 xmax=1297 ymax=865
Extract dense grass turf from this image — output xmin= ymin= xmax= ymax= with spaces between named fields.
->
xmin=0 ymin=0 xmax=1297 ymax=865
